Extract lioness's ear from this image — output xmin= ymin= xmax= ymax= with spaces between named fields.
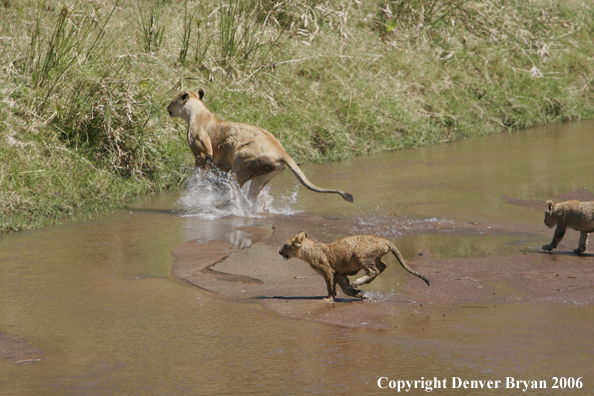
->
xmin=198 ymin=88 xmax=205 ymax=100
xmin=545 ymin=200 xmax=554 ymax=212
xmin=181 ymin=92 xmax=189 ymax=101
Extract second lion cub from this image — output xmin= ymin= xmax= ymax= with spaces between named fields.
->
xmin=279 ymin=232 xmax=430 ymax=301
xmin=542 ymin=199 xmax=594 ymax=255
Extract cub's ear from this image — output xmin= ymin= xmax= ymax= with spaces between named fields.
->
xmin=181 ymin=92 xmax=189 ymax=101
xmin=198 ymin=88 xmax=205 ymax=100
xmin=296 ymin=231 xmax=307 ymax=242
xmin=545 ymin=200 xmax=554 ymax=212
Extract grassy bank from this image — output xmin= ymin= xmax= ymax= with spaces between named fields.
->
xmin=1 ymin=0 xmax=593 ymax=233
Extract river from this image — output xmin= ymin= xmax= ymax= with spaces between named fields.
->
xmin=1 ymin=121 xmax=593 ymax=395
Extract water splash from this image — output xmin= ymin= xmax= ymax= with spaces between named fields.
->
xmin=178 ymin=168 xmax=299 ymax=218
xmin=355 ymin=213 xmax=456 ymax=237
xmin=362 ymin=287 xmax=417 ymax=303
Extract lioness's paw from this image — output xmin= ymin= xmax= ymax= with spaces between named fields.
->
xmin=322 ymin=297 xmax=335 ymax=302
xmin=542 ymin=244 xmax=554 ymax=251
xmin=573 ymin=248 xmax=586 ymax=255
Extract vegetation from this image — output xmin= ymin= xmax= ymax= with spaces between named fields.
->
xmin=1 ymin=0 xmax=593 ymax=233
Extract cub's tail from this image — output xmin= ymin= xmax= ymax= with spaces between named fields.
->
xmin=389 ymin=243 xmax=430 ymax=286
xmin=282 ymin=157 xmax=354 ymax=202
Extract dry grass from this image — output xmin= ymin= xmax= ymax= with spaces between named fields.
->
xmin=0 ymin=0 xmax=593 ymax=232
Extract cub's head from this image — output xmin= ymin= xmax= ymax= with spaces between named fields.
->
xmin=279 ymin=231 xmax=307 ymax=260
xmin=544 ymin=200 xmax=557 ymax=228
xmin=167 ymin=89 xmax=205 ymax=117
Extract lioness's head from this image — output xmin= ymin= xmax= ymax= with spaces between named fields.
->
xmin=544 ymin=200 xmax=557 ymax=228
xmin=167 ymin=89 xmax=205 ymax=117
xmin=279 ymin=231 xmax=307 ymax=260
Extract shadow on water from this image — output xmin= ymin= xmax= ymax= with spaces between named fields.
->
xmin=1 ymin=121 xmax=594 ymax=394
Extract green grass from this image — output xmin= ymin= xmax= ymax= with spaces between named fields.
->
xmin=1 ymin=0 xmax=593 ymax=233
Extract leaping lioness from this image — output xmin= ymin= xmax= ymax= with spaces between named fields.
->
xmin=279 ymin=232 xmax=430 ymax=301
xmin=167 ymin=89 xmax=354 ymax=204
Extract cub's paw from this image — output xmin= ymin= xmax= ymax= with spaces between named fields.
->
xmin=573 ymin=248 xmax=586 ymax=255
xmin=542 ymin=244 xmax=554 ymax=251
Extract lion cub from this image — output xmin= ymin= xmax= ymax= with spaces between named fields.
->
xmin=279 ymin=232 xmax=430 ymax=301
xmin=542 ymin=200 xmax=594 ymax=255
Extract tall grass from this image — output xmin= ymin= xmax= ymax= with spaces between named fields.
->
xmin=137 ymin=0 xmax=166 ymax=52
xmin=177 ymin=0 xmax=293 ymax=75
xmin=178 ymin=0 xmax=197 ymax=64
xmin=1 ymin=0 xmax=593 ymax=233
xmin=24 ymin=2 xmax=118 ymax=110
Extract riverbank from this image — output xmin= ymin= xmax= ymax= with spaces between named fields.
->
xmin=2 ymin=0 xmax=594 ymax=233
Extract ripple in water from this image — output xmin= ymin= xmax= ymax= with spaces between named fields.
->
xmin=178 ymin=168 xmax=300 ymax=218
xmin=362 ymin=288 xmax=418 ymax=303
xmin=355 ymin=213 xmax=456 ymax=237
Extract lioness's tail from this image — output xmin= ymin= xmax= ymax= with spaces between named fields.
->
xmin=389 ymin=243 xmax=430 ymax=286
xmin=282 ymin=157 xmax=354 ymax=202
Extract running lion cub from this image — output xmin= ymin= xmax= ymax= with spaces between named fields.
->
xmin=279 ymin=232 xmax=430 ymax=301
xmin=542 ymin=200 xmax=594 ymax=255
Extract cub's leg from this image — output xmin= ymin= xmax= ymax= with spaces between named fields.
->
xmin=336 ymin=275 xmax=365 ymax=299
xmin=376 ymin=259 xmax=387 ymax=274
xmin=352 ymin=259 xmax=384 ymax=288
xmin=574 ymin=231 xmax=589 ymax=255
xmin=542 ymin=226 xmax=566 ymax=251
xmin=321 ymin=271 xmax=337 ymax=302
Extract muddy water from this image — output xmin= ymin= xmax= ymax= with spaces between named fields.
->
xmin=1 ymin=121 xmax=594 ymax=395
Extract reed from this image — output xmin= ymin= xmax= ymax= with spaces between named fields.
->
xmin=137 ymin=0 xmax=166 ymax=52
xmin=178 ymin=0 xmax=197 ymax=64
xmin=0 ymin=0 xmax=593 ymax=233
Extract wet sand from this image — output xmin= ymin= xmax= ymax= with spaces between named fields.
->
xmin=172 ymin=189 xmax=594 ymax=330
xmin=0 ymin=331 xmax=43 ymax=366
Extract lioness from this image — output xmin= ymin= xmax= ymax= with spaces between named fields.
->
xmin=542 ymin=199 xmax=594 ymax=255
xmin=279 ymin=232 xmax=430 ymax=301
xmin=167 ymin=89 xmax=354 ymax=203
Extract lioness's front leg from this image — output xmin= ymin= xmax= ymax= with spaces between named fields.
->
xmin=575 ymin=231 xmax=589 ymax=255
xmin=195 ymin=153 xmax=213 ymax=170
xmin=542 ymin=226 xmax=566 ymax=251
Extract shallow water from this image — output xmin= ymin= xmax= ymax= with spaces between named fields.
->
xmin=1 ymin=121 xmax=594 ymax=394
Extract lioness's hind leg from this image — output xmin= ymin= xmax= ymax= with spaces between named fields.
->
xmin=575 ymin=232 xmax=589 ymax=255
xmin=336 ymin=275 xmax=365 ymax=298
xmin=246 ymin=170 xmax=282 ymax=203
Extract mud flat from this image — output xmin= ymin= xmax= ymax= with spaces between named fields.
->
xmin=169 ymin=122 xmax=594 ymax=381
xmin=170 ymin=188 xmax=594 ymax=381
xmin=172 ymin=189 xmax=594 ymax=330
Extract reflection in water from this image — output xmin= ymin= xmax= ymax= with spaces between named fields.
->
xmin=1 ymin=121 xmax=594 ymax=394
